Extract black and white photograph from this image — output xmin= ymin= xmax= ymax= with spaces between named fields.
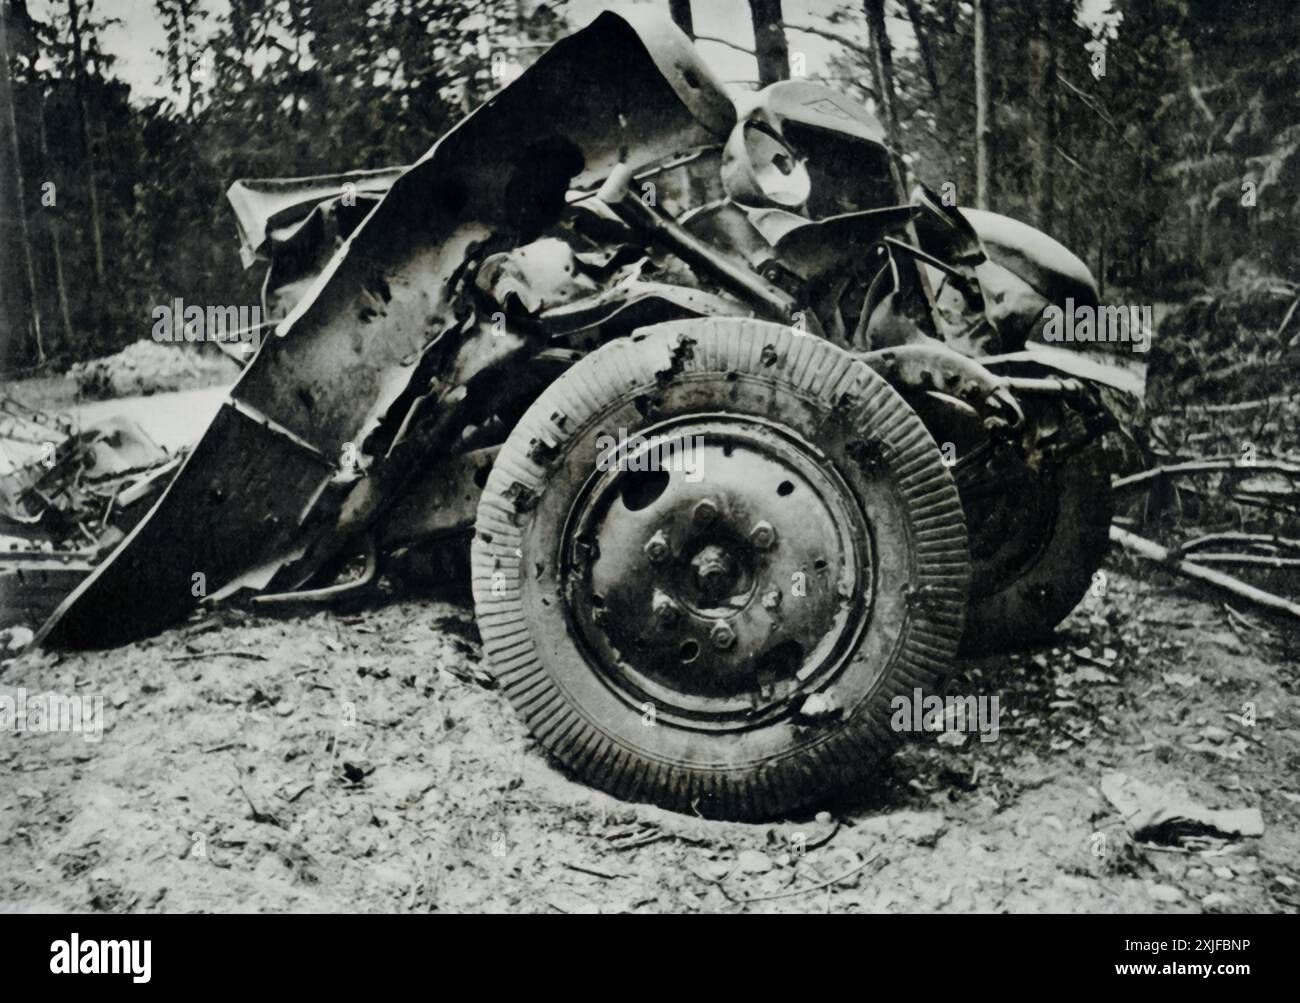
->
xmin=0 ymin=0 xmax=1294 ymax=957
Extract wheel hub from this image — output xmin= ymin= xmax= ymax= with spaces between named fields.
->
xmin=690 ymin=544 xmax=740 ymax=602
xmin=563 ymin=416 xmax=874 ymax=727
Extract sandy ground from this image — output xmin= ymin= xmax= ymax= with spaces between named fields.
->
xmin=2 ymin=558 xmax=1297 ymax=913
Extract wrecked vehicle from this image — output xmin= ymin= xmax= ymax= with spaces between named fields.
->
xmin=34 ymin=12 xmax=1141 ymax=819
xmin=0 ymin=398 xmax=178 ymax=630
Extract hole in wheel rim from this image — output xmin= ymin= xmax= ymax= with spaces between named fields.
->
xmin=620 ymin=470 xmax=670 ymax=511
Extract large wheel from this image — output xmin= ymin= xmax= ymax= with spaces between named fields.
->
xmin=960 ymin=435 xmax=1112 ymax=653
xmin=907 ymin=393 xmax=1112 ymax=654
xmin=471 ymin=319 xmax=970 ymax=819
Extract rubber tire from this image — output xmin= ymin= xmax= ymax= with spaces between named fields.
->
xmin=471 ymin=319 xmax=970 ymax=820
xmin=961 ymin=438 xmax=1113 ymax=654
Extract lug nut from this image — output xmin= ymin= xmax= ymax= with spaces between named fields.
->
xmin=652 ymin=589 xmax=681 ymax=628
xmin=693 ymin=499 xmax=718 ymax=525
xmin=750 ymin=521 xmax=777 ymax=550
xmin=710 ymin=622 xmax=736 ymax=650
xmin=644 ymin=530 xmax=670 ymax=563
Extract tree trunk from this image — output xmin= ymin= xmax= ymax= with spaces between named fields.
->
xmin=285 ymin=0 xmax=304 ymax=129
xmin=668 ymin=0 xmax=694 ymax=38
xmin=38 ymin=89 xmax=73 ymax=350
xmin=1032 ymin=1 xmax=1063 ymax=231
xmin=0 ymin=4 xmax=44 ymax=363
xmin=176 ymin=0 xmax=196 ymax=115
xmin=902 ymin=0 xmax=940 ymax=99
xmin=864 ymin=0 xmax=906 ymax=186
xmin=747 ymin=0 xmax=788 ymax=87
xmin=65 ymin=0 xmax=105 ymax=283
xmin=862 ymin=1 xmax=895 ymax=132
xmin=973 ymin=0 xmax=992 ymax=209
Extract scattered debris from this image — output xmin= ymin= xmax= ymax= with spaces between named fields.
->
xmin=719 ymin=852 xmax=884 ymax=905
xmin=564 ymin=861 xmax=627 ymax=881
xmin=1 ymin=625 xmax=34 ymax=653
xmin=1100 ymin=772 xmax=1264 ymax=849
xmin=1 ymin=407 xmax=183 ymax=630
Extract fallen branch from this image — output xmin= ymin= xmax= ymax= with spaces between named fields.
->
xmin=1163 ymin=396 xmax=1295 ymax=415
xmin=1171 ymin=480 xmax=1300 ymax=514
xmin=1190 ymin=554 xmax=1300 ymax=569
xmin=564 ymin=861 xmax=626 ymax=881
xmin=1110 ymin=526 xmax=1300 ymax=624
xmin=608 ymin=832 xmax=668 ymax=852
xmin=1176 ymin=531 xmax=1300 ymax=555
xmin=1113 ymin=458 xmax=1300 ymax=493
xmin=166 ymin=650 xmax=269 ymax=662
xmin=1161 ymin=485 xmax=1300 ymax=519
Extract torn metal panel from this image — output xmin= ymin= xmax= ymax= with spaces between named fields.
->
xmin=863 ymin=343 xmax=1025 ymax=434
xmin=226 ymin=167 xmax=405 ymax=268
xmin=231 ymin=12 xmax=733 ymax=462
xmin=539 ymin=276 xmax=751 ymax=338
xmin=36 ymin=401 xmax=334 ymax=648
xmin=39 ymin=11 xmax=734 ymax=648
xmin=960 ymin=207 xmax=1099 ymax=311
xmin=755 ymin=206 xmax=919 ymax=282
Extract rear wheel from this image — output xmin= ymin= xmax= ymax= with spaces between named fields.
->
xmin=907 ymin=393 xmax=1112 ymax=654
xmin=960 ymin=433 xmax=1112 ymax=653
xmin=471 ymin=318 xmax=969 ymax=819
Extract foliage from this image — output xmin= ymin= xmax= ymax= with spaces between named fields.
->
xmin=824 ymin=0 xmax=1300 ymax=295
xmin=0 ymin=0 xmax=565 ymax=370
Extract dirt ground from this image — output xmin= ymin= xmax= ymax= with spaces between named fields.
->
xmin=2 ymin=557 xmax=1297 ymax=914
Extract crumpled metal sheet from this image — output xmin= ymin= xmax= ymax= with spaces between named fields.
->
xmin=36 ymin=401 xmax=334 ymax=648
xmin=39 ymin=11 xmax=737 ymax=648
xmin=233 ymin=170 xmax=407 ymax=326
xmin=962 ymin=208 xmax=1099 ymax=310
xmin=476 ymin=237 xmax=602 ymax=315
xmin=71 ymin=416 xmax=168 ymax=479
xmin=226 ymin=168 xmax=406 ymax=268
xmin=0 ymin=416 xmax=170 ymax=536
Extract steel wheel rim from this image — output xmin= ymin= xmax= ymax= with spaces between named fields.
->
xmin=560 ymin=414 xmax=875 ymax=731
